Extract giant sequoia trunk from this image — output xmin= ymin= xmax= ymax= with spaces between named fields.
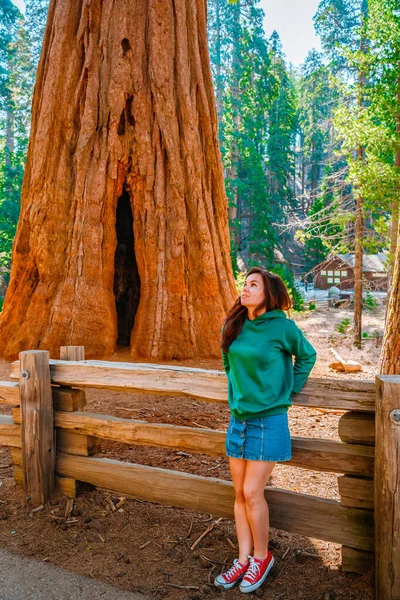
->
xmin=0 ymin=0 xmax=237 ymax=360
xmin=380 ymin=69 xmax=400 ymax=374
xmin=380 ymin=243 xmax=400 ymax=374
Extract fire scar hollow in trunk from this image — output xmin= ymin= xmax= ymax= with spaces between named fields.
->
xmin=0 ymin=0 xmax=237 ymax=360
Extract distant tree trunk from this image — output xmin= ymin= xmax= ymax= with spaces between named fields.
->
xmin=0 ymin=0 xmax=237 ymax=361
xmin=353 ymin=26 xmax=366 ymax=349
xmin=353 ymin=186 xmax=363 ymax=348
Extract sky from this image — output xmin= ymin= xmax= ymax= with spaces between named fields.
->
xmin=11 ymin=0 xmax=322 ymax=66
xmin=260 ymin=0 xmax=322 ymax=65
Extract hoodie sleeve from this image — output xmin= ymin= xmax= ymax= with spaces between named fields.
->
xmin=222 ymin=350 xmax=230 ymax=375
xmin=283 ymin=321 xmax=317 ymax=394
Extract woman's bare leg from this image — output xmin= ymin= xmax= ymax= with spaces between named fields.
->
xmin=229 ymin=457 xmax=252 ymax=564
xmin=242 ymin=461 xmax=276 ymax=559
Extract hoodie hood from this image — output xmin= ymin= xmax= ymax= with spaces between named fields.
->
xmin=250 ymin=309 xmax=288 ymax=324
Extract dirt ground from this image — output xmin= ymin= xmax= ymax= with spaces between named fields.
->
xmin=0 ymin=304 xmax=382 ymax=600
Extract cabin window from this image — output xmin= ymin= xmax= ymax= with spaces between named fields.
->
xmin=321 ymin=270 xmax=327 ymax=276
xmin=328 ymin=270 xmax=333 ymax=276
xmin=327 ymin=277 xmax=333 ymax=283
xmin=341 ymin=270 xmax=347 ymax=276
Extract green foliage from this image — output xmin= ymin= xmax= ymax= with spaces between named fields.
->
xmin=336 ymin=317 xmax=351 ymax=333
xmin=314 ymin=0 xmax=364 ymax=74
xmin=234 ymin=270 xmax=246 ymax=295
xmin=308 ymin=302 xmax=316 ymax=310
xmin=269 ymin=264 xmax=305 ymax=312
xmin=331 ymin=0 xmax=399 ymax=262
xmin=363 ymin=291 xmax=379 ymax=311
xmin=208 ymin=2 xmax=297 ymax=269
xmin=0 ymin=0 xmax=47 ymax=276
xmin=296 ymin=50 xmax=332 ymax=202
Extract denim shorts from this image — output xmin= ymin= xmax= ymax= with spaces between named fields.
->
xmin=225 ymin=412 xmax=292 ymax=462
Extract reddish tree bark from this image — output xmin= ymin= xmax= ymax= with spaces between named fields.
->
xmin=0 ymin=0 xmax=237 ymax=360
xmin=380 ymin=68 xmax=400 ymax=374
xmin=380 ymin=243 xmax=400 ymax=374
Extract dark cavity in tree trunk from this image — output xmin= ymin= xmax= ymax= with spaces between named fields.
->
xmin=113 ymin=187 xmax=140 ymax=346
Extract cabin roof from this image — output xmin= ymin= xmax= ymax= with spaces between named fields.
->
xmin=316 ymin=253 xmax=389 ymax=273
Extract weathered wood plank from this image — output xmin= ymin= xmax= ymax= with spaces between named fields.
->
xmin=10 ymin=360 xmax=376 ymax=411
xmin=13 ymin=452 xmax=92 ymax=497
xmin=0 ymin=381 xmax=20 ymax=406
xmin=56 ymin=346 xmax=93 ymax=490
xmin=55 ymin=476 xmax=93 ymax=498
xmin=56 ymin=454 xmax=374 ymax=551
xmin=12 ymin=407 xmax=20 ymax=424
xmin=10 ymin=360 xmax=228 ymax=402
xmin=10 ymin=446 xmax=22 ymax=466
xmin=375 ymin=375 xmax=400 ymax=600
xmin=56 ymin=430 xmax=102 ymax=456
xmin=338 ymin=475 xmax=374 ymax=509
xmin=20 ymin=351 xmax=55 ymax=506
xmin=52 ymin=387 xmax=86 ymax=412
xmin=0 ymin=381 xmax=86 ymax=410
xmin=290 ymin=437 xmax=374 ymax=477
xmin=54 ymin=411 xmax=374 ymax=476
xmin=60 ymin=346 xmax=85 ymax=361
xmin=55 ymin=411 xmax=226 ymax=456
xmin=341 ymin=546 xmax=374 ymax=574
xmin=0 ymin=415 xmax=21 ymax=448
xmin=294 ymin=379 xmax=376 ymax=412
xmin=13 ymin=464 xmax=23 ymax=486
xmin=338 ymin=412 xmax=375 ymax=445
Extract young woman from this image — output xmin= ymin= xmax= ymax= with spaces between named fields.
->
xmin=214 ymin=267 xmax=316 ymax=594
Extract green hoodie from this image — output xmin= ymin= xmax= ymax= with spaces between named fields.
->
xmin=222 ymin=309 xmax=316 ymax=420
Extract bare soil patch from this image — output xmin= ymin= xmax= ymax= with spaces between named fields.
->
xmin=0 ymin=305 xmax=380 ymax=599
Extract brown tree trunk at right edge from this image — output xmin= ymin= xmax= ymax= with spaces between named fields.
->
xmin=387 ymin=68 xmax=400 ymax=291
xmin=380 ymin=239 xmax=400 ymax=374
xmin=380 ymin=68 xmax=400 ymax=374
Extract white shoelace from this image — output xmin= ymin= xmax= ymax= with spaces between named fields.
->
xmin=224 ymin=559 xmax=244 ymax=580
xmin=245 ymin=556 xmax=261 ymax=582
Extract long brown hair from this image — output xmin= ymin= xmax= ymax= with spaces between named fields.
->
xmin=221 ymin=267 xmax=292 ymax=353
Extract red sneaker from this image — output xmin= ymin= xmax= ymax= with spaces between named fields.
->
xmin=239 ymin=553 xmax=274 ymax=593
xmin=214 ymin=558 xmax=249 ymax=589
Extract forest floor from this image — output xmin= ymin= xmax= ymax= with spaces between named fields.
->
xmin=0 ymin=304 xmax=384 ymax=600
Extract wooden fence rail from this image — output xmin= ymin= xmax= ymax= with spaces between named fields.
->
xmin=8 ymin=359 xmax=377 ymax=411
xmin=10 ymin=408 xmax=374 ymax=476
xmin=0 ymin=347 xmax=399 ymax=599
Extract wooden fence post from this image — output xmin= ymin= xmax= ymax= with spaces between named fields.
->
xmin=20 ymin=350 xmax=54 ymax=506
xmin=375 ymin=375 xmax=400 ymax=600
xmin=338 ymin=411 xmax=375 ymax=574
xmin=56 ymin=346 xmax=99 ymax=497
xmin=60 ymin=346 xmax=85 ymax=362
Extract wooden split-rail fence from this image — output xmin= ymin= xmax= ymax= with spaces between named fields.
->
xmin=0 ymin=346 xmax=399 ymax=599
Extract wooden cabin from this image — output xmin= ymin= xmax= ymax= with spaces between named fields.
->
xmin=313 ymin=253 xmax=388 ymax=291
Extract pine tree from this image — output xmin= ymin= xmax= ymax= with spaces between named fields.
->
xmin=0 ymin=0 xmax=24 ymax=281
xmin=208 ymin=0 xmax=278 ymax=269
